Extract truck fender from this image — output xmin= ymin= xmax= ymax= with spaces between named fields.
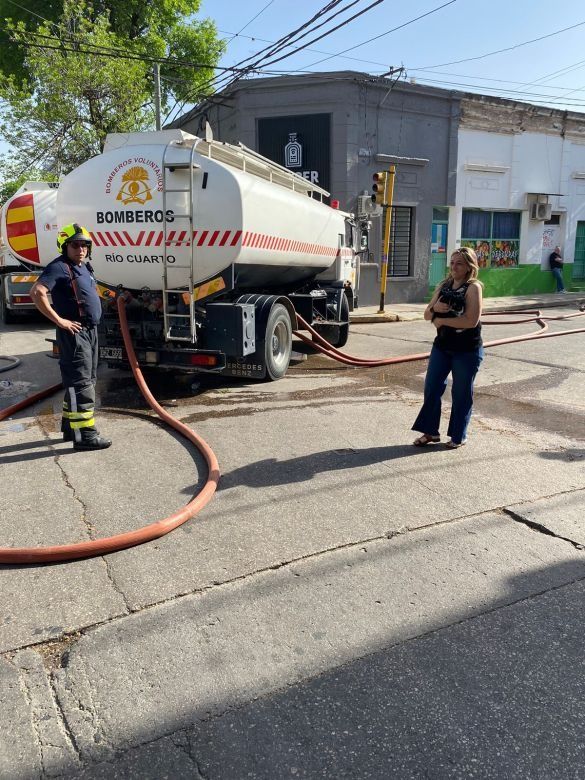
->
xmin=235 ymin=294 xmax=298 ymax=332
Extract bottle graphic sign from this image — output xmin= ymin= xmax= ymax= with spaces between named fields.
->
xmin=284 ymin=133 xmax=302 ymax=169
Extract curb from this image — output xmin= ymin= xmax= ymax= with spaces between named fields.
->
xmin=350 ymin=294 xmax=584 ymax=324
xmin=349 ymin=313 xmax=401 ymax=324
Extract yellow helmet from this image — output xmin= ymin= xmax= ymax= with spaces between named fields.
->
xmin=57 ymin=223 xmax=92 ymax=254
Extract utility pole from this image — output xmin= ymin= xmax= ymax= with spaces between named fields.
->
xmin=153 ymin=63 xmax=162 ymax=131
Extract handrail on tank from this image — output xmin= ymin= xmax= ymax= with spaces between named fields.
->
xmin=237 ymin=141 xmax=331 ymax=199
xmin=186 ymin=134 xmax=331 ymax=202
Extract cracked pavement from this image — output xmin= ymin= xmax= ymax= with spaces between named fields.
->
xmin=1 ymin=309 xmax=585 ymax=778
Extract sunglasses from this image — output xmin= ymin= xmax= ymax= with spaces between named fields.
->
xmin=69 ymin=241 xmax=90 ymax=249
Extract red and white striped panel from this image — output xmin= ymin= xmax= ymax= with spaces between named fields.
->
xmin=89 ymin=228 xmax=341 ymax=256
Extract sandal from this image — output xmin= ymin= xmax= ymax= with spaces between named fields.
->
xmin=445 ymin=439 xmax=467 ymax=449
xmin=413 ymin=434 xmax=440 ymax=446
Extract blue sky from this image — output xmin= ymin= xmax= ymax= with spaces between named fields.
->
xmin=195 ymin=0 xmax=585 ymax=113
xmin=3 ymin=1 xmax=585 ymax=165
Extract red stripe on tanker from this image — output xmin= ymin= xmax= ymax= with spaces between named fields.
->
xmin=1 ymin=187 xmax=58 ymax=266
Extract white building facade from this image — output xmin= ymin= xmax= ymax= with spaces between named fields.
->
xmin=442 ymin=97 xmax=585 ymax=296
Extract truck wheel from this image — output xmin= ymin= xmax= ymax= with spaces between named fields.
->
xmin=315 ymin=293 xmax=350 ymax=349
xmin=265 ymin=303 xmax=292 ymax=380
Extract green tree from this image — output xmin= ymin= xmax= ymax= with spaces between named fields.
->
xmin=0 ymin=0 xmax=224 ymax=95
xmin=0 ymin=0 xmax=224 ymax=181
xmin=0 ymin=172 xmax=59 ymax=205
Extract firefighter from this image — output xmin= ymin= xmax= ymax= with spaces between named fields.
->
xmin=31 ymin=224 xmax=112 ymax=450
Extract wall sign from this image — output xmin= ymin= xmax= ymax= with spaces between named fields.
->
xmin=258 ymin=114 xmax=331 ymax=198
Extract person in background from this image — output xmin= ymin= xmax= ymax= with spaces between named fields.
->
xmin=549 ymin=245 xmax=566 ymax=293
xmin=31 ymin=224 xmax=112 ymax=451
xmin=411 ymin=247 xmax=483 ymax=450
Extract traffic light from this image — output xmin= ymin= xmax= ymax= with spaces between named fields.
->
xmin=371 ymin=171 xmax=387 ymax=206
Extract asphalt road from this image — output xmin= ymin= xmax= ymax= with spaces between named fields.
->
xmin=1 ymin=307 xmax=584 ymax=779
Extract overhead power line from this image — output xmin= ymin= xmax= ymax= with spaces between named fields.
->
xmin=3 ymin=0 xmax=57 ymax=28
xmin=164 ymin=0 xmax=372 ymax=125
xmin=226 ymin=0 xmax=372 ymax=72
xmin=224 ymin=1 xmax=276 ymax=44
xmin=408 ymin=75 xmax=585 ymax=107
xmin=217 ymin=26 xmax=585 ymax=105
xmin=197 ymin=0 xmax=356 ymax=101
xmin=404 ymin=67 xmax=585 ymax=92
xmin=412 ymin=19 xmax=585 ymax=70
xmin=302 ymin=0 xmax=457 ymax=70
xmin=224 ymin=1 xmax=346 ymax=67
xmin=175 ymin=0 xmax=453 ymax=119
xmin=5 ymin=28 xmax=238 ymax=72
xmin=237 ymin=0 xmax=386 ymax=71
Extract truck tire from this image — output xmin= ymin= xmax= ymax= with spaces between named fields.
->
xmin=314 ymin=292 xmax=350 ymax=349
xmin=265 ymin=303 xmax=292 ymax=380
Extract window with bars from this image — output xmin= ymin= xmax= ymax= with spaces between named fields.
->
xmin=388 ymin=206 xmax=413 ymax=277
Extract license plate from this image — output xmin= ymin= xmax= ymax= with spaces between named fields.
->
xmin=99 ymin=346 xmax=123 ymax=360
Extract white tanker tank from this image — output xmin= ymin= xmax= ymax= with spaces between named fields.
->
xmin=42 ymin=129 xmax=358 ymax=380
xmin=57 ymin=129 xmax=354 ymax=293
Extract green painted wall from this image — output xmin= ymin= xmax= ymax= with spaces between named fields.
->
xmin=429 ymin=264 xmax=585 ymax=298
xmin=479 ymin=264 xmax=584 ymax=297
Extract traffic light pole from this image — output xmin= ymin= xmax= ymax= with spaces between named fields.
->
xmin=378 ymin=165 xmax=395 ymax=313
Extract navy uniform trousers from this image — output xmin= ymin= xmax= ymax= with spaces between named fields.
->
xmin=56 ymin=325 xmax=99 ymax=443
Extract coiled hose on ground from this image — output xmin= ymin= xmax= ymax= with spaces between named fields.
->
xmin=292 ymin=309 xmax=585 ymax=365
xmin=0 ymin=296 xmax=220 ymax=564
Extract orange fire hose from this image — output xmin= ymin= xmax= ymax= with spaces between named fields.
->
xmin=0 ymin=304 xmax=583 ymax=564
xmin=0 ymin=296 xmax=220 ymax=564
xmin=293 ymin=309 xmax=585 ymax=365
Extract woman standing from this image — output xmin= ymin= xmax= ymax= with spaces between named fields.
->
xmin=412 ymin=247 xmax=483 ymax=449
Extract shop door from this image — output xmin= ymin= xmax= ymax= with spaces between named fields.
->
xmin=429 ymin=209 xmax=448 ymax=290
xmin=574 ymin=221 xmax=585 ymax=280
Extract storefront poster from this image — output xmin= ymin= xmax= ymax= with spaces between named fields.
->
xmin=462 ymin=240 xmax=490 ymax=267
xmin=461 ymin=239 xmax=519 ymax=268
xmin=431 ymin=223 xmax=447 ymax=253
xmin=491 ymin=240 xmax=518 ymax=267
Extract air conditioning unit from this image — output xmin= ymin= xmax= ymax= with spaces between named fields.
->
xmin=356 ymin=194 xmax=380 ymax=216
xmin=356 ymin=195 xmax=374 ymax=215
xmin=530 ymin=202 xmax=552 ymax=221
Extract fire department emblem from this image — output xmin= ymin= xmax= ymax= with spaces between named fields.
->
xmin=116 ymin=166 xmax=153 ymax=205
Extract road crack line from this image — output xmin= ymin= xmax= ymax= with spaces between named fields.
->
xmin=503 ymin=506 xmax=584 ymax=550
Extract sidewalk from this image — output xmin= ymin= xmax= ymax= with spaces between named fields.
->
xmin=350 ymin=291 xmax=585 ymax=323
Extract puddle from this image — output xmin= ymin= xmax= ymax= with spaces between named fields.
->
xmin=2 ymin=421 xmax=30 ymax=433
xmin=93 ymin=352 xmax=584 ymax=441
xmin=36 ymin=401 xmax=62 ymax=433
xmin=0 ymin=380 xmax=34 ymax=399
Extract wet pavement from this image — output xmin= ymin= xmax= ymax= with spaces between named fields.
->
xmin=1 ymin=301 xmax=585 ymax=778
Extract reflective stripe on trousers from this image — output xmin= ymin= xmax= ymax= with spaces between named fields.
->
xmin=56 ymin=326 xmax=99 ymax=443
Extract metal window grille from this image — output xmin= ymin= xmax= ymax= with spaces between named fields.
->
xmin=388 ymin=206 xmax=413 ymax=277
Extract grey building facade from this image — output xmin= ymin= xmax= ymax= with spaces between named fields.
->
xmin=174 ymin=71 xmax=461 ymax=305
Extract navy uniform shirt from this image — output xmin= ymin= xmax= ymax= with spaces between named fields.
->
xmin=38 ymin=256 xmax=102 ymax=326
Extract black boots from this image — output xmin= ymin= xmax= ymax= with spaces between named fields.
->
xmin=63 ymin=429 xmax=101 ymax=442
xmin=73 ymin=436 xmax=112 ymax=451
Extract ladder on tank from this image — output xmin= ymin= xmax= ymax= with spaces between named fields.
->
xmin=161 ymin=141 xmax=200 ymax=342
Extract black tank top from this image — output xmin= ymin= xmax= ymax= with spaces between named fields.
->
xmin=434 ymin=280 xmax=482 ymax=352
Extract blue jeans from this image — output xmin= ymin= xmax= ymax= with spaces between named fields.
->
xmin=412 ymin=343 xmax=484 ymax=444
xmin=551 ymin=267 xmax=565 ymax=292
